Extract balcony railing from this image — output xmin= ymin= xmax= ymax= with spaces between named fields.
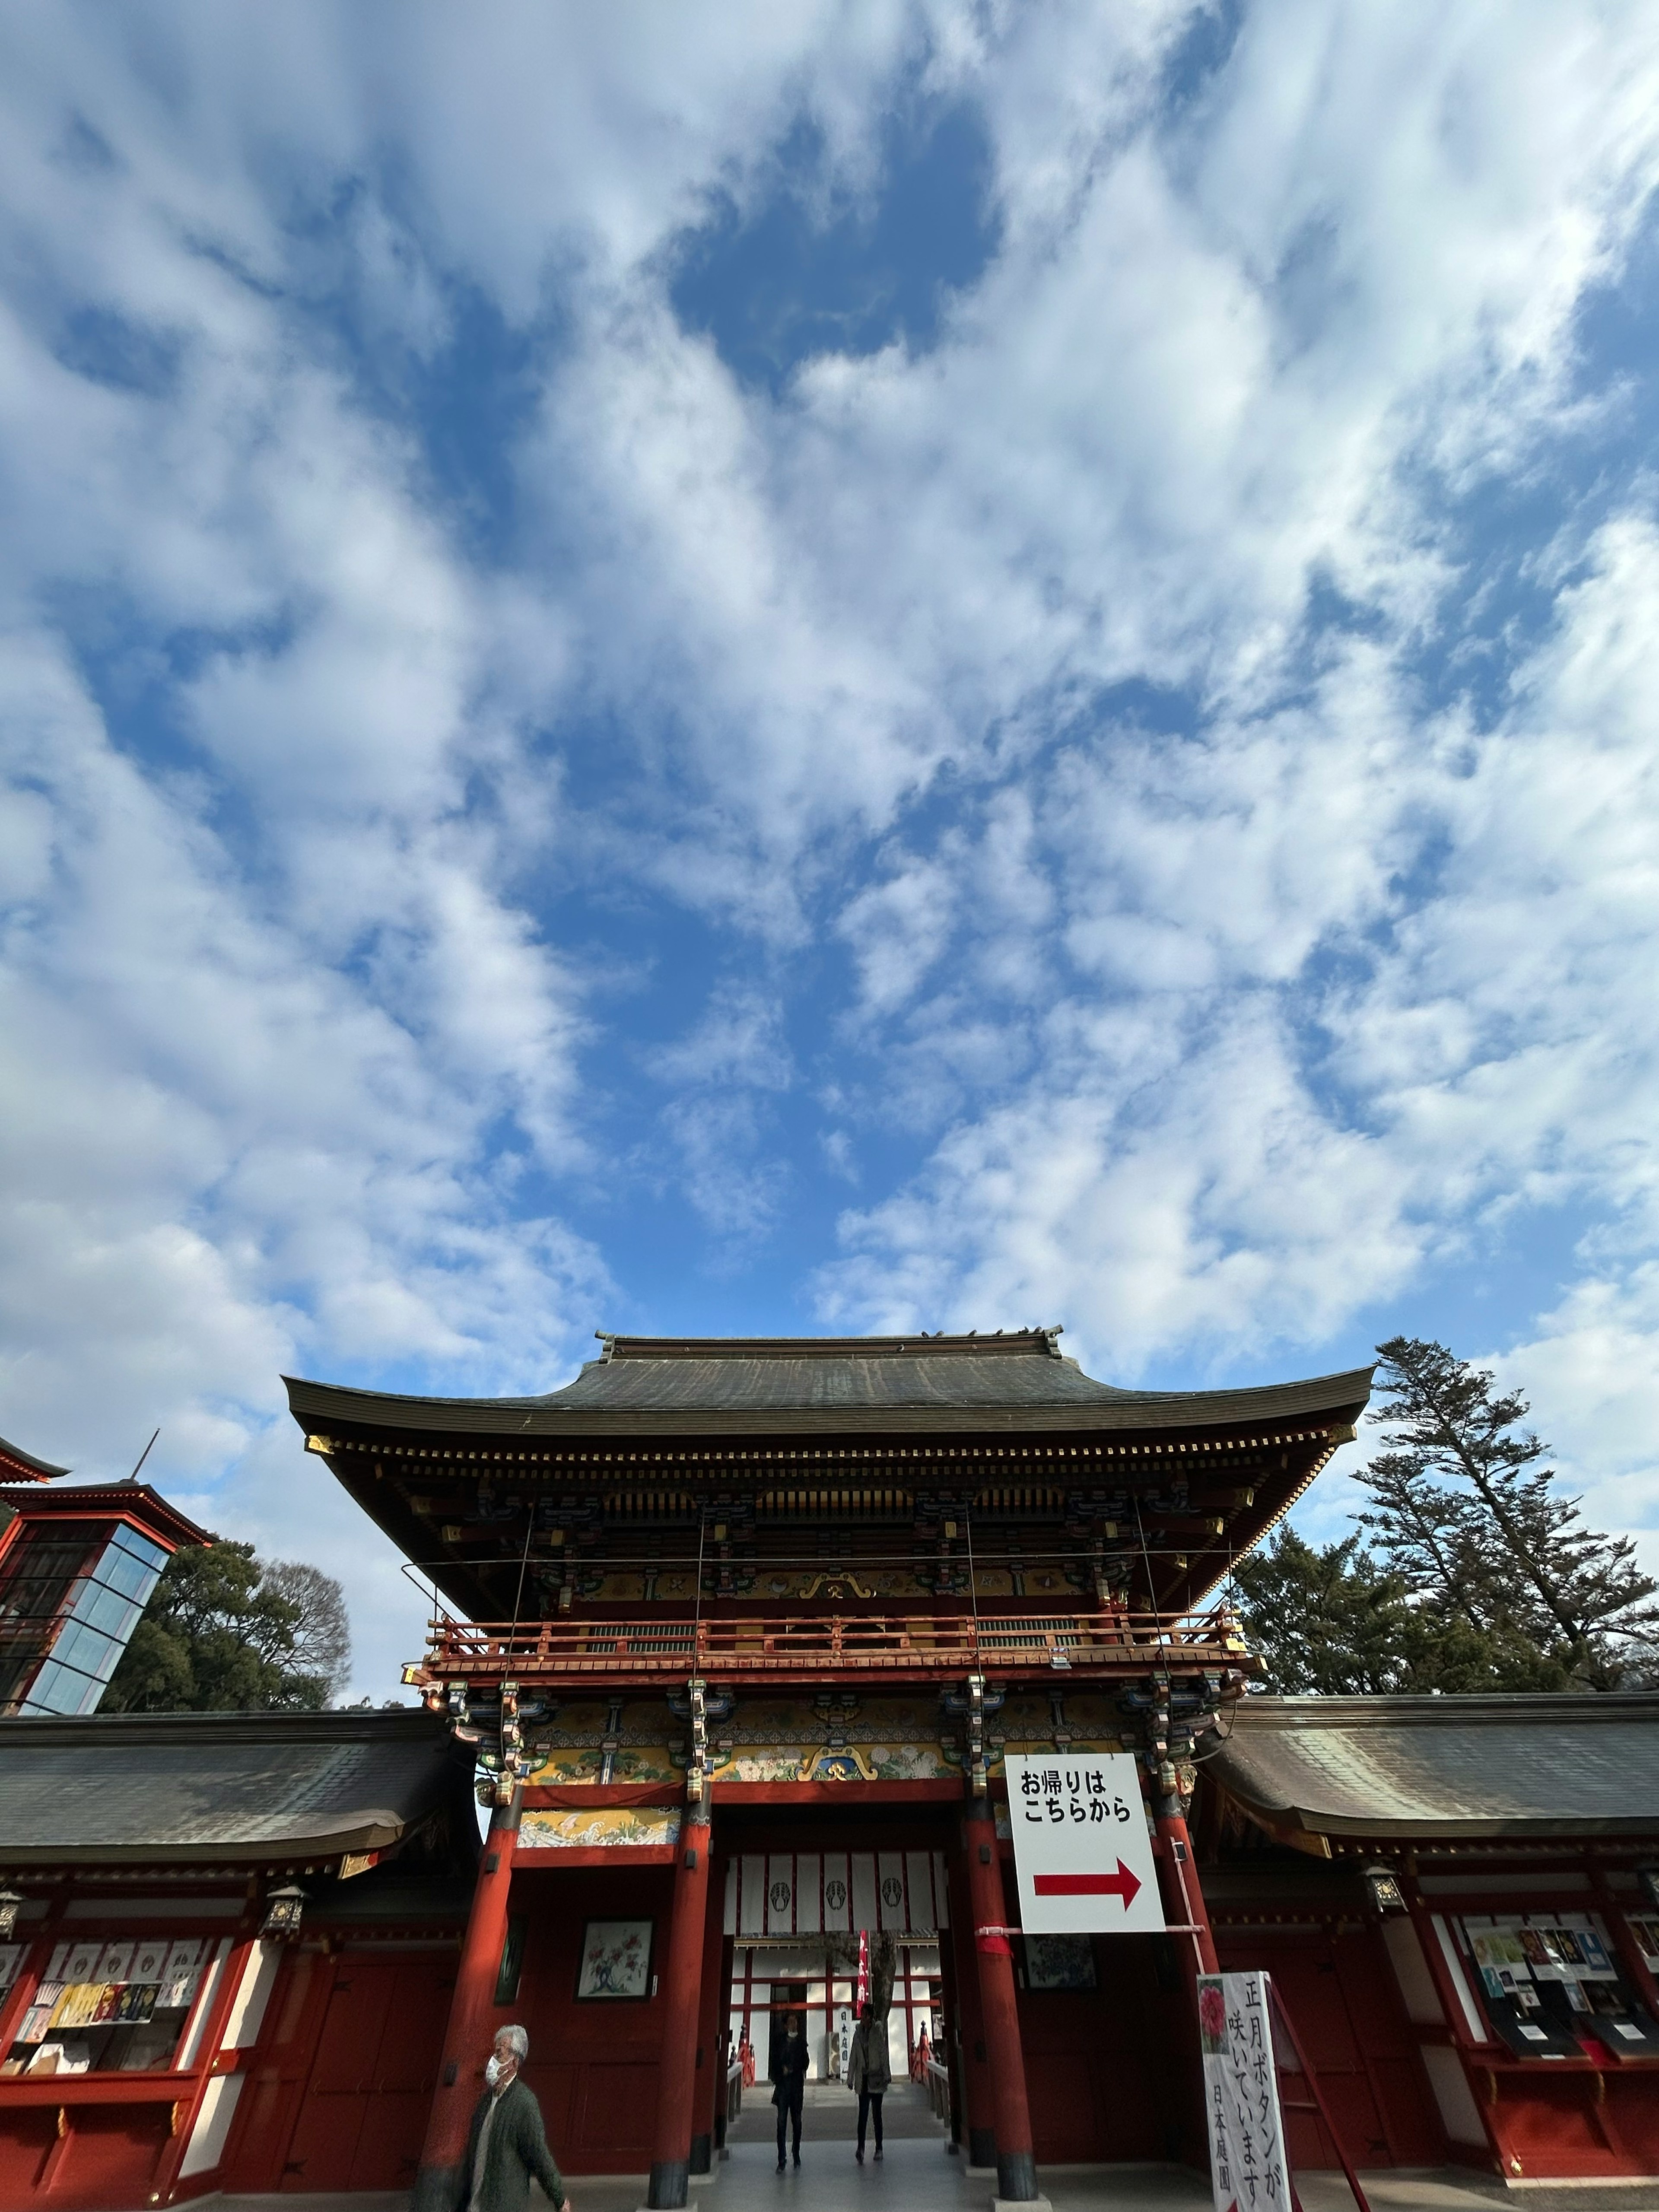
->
xmin=406 ymin=1605 xmax=1253 ymax=1688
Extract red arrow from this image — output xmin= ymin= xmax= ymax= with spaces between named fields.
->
xmin=1033 ymin=1860 xmax=1142 ymax=1908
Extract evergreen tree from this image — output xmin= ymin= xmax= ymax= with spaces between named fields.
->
xmin=101 ymin=1541 xmax=350 ymax=1713
xmin=1235 ymin=1529 xmax=1573 ymax=1695
xmin=1356 ymin=1337 xmax=1659 ymax=1691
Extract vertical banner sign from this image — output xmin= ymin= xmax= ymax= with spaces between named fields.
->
xmin=1199 ymin=1972 xmax=1290 ymax=2212
xmin=1003 ymin=1751 xmax=1165 ymax=1933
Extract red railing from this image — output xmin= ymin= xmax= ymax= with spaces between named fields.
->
xmin=406 ymin=1606 xmax=1253 ymax=1687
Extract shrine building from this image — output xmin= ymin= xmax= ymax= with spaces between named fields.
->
xmin=288 ymin=1326 xmax=1369 ymax=2210
xmin=1 ymin=1329 xmax=1657 ymax=2210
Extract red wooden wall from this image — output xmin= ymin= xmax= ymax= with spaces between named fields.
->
xmin=224 ymin=1948 xmax=457 ymax=2193
xmin=1216 ymin=1925 xmax=1447 ymax=2169
xmin=507 ymin=1863 xmax=679 ymax=2176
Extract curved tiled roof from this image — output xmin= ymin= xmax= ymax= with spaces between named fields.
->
xmin=285 ymin=1330 xmax=1374 ymax=1440
xmin=1208 ymin=1693 xmax=1659 ymax=1840
xmin=0 ymin=1708 xmax=477 ymax=1866
xmin=0 ymin=1430 xmax=69 ymax=1481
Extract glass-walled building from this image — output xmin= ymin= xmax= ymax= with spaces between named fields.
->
xmin=0 ymin=1481 xmax=209 ymax=1716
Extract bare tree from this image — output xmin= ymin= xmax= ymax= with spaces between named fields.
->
xmin=261 ymin=1559 xmax=353 ymax=1703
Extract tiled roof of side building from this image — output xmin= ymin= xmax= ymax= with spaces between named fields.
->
xmin=1208 ymin=1691 xmax=1659 ymax=1840
xmin=0 ymin=1708 xmax=477 ymax=1866
xmin=285 ymin=1330 xmax=1375 ymax=1439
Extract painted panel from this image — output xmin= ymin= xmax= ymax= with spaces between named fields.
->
xmin=766 ymin=1855 xmax=795 ymax=1936
xmin=722 ymin=1858 xmax=738 ymax=1937
xmin=822 ymin=1852 xmax=851 ymax=1932
xmin=519 ymin=1808 xmax=680 ymax=1851
xmin=876 ymin=1853 xmax=906 ymax=1932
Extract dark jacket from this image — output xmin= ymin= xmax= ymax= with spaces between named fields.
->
xmin=456 ymin=2074 xmax=565 ymax=2212
xmin=769 ymin=2029 xmax=810 ymax=2102
xmin=848 ymin=2019 xmax=891 ymax=2095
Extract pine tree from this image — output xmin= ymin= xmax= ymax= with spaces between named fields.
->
xmin=1235 ymin=1529 xmax=1572 ymax=1695
xmin=1356 ymin=1338 xmax=1659 ymax=1691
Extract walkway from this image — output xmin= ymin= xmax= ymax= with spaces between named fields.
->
xmin=172 ymin=2084 xmax=1659 ymax=2212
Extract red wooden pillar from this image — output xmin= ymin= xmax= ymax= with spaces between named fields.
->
xmin=964 ymin=1805 xmax=1039 ymax=2204
xmin=413 ymin=1787 xmax=522 ymax=2212
xmin=945 ymin=1838 xmax=995 ymax=2164
xmin=1154 ymin=1801 xmax=1220 ymax=1975
xmin=689 ymin=1850 xmax=728 ymax=2179
xmin=647 ymin=1804 xmax=713 ymax=2209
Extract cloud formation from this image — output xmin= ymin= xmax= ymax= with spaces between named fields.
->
xmin=2 ymin=2 xmax=1658 ymax=1687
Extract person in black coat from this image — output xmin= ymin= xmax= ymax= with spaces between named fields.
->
xmin=456 ymin=2025 xmax=569 ymax=2212
xmin=770 ymin=2012 xmax=810 ymax=2171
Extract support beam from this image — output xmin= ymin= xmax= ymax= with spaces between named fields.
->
xmin=413 ymin=1786 xmax=523 ymax=2212
xmin=646 ymin=1807 xmax=714 ymax=2209
xmin=965 ymin=1805 xmax=1040 ymax=2204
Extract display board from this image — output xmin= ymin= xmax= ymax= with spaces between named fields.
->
xmin=1199 ymin=1970 xmax=1291 ymax=2212
xmin=1003 ymin=1751 xmax=1164 ymax=1934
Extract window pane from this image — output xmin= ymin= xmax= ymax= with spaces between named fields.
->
xmin=20 ymin=1659 xmax=102 ymax=1715
xmin=111 ymin=1526 xmax=169 ymax=1573
xmin=52 ymin=1621 xmax=119 ymax=1677
xmin=71 ymin=1584 xmax=142 ymax=1641
xmin=97 ymin=1550 xmax=159 ymax=1602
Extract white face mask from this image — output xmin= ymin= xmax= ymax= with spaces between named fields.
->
xmin=486 ymin=2054 xmax=510 ymax=2087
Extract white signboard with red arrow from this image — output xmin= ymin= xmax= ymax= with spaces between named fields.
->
xmin=1003 ymin=1751 xmax=1166 ymax=1934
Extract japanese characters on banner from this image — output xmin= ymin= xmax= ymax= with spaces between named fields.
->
xmin=1003 ymin=1751 xmax=1165 ymax=1934
xmin=1199 ymin=1972 xmax=1290 ymax=2212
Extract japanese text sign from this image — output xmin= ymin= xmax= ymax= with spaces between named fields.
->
xmin=1004 ymin=1751 xmax=1164 ymax=1933
xmin=1200 ymin=1972 xmax=1290 ymax=2212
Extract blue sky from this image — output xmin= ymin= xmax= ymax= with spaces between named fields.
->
xmin=3 ymin=3 xmax=1659 ymax=1694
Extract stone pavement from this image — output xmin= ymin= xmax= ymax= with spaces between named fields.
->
xmin=175 ymin=2082 xmax=1659 ymax=2212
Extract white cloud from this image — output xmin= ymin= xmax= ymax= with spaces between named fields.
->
xmin=3 ymin=1 xmax=1659 ymax=1690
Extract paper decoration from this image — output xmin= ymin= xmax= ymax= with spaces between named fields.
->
xmin=130 ymin=1938 xmax=169 ymax=1984
xmin=1200 ymin=1972 xmax=1290 ymax=2212
xmin=95 ymin=1941 xmax=135 ymax=1984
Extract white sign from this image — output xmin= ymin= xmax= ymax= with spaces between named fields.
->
xmin=1200 ymin=1972 xmax=1290 ymax=2212
xmin=1004 ymin=1751 xmax=1165 ymax=1933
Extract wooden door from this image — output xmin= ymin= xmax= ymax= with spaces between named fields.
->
xmin=280 ymin=1962 xmax=394 ymax=2190
xmin=348 ymin=1956 xmax=456 ymax=2188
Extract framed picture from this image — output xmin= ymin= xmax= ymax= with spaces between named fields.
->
xmin=576 ymin=1920 xmax=654 ymax=2001
xmin=1024 ymin=1934 xmax=1097 ymax=1993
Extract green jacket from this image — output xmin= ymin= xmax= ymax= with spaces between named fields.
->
xmin=456 ymin=2075 xmax=566 ymax=2212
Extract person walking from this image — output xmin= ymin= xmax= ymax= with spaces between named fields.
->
xmin=770 ymin=2011 xmax=809 ymax=2172
xmin=848 ymin=2000 xmax=890 ymax=2164
xmin=455 ymin=2025 xmax=569 ymax=2212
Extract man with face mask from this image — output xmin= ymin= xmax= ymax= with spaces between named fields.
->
xmin=769 ymin=2010 xmax=809 ymax=2171
xmin=455 ymin=2025 xmax=569 ymax=2212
